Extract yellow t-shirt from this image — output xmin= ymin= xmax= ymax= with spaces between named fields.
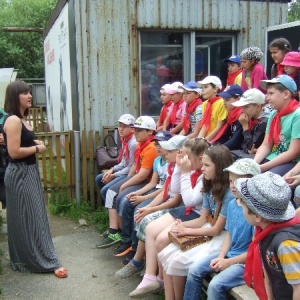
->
xmin=201 ymin=98 xmax=227 ymax=136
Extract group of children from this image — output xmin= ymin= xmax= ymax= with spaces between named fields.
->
xmin=95 ymin=37 xmax=300 ymax=299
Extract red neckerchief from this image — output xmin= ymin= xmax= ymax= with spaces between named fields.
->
xmin=169 ymin=98 xmax=184 ymax=126
xmin=118 ymin=133 xmax=134 ymax=163
xmin=268 ymin=99 xmax=299 ymax=146
xmin=249 ymin=118 xmax=259 ymax=130
xmin=185 ymin=169 xmax=202 ymax=215
xmin=200 ymin=96 xmax=222 ymax=132
xmin=158 ymin=100 xmax=173 ymax=126
xmin=277 ymin=63 xmax=285 ymax=75
xmin=288 ymin=71 xmax=298 ymax=79
xmin=226 ymin=70 xmax=242 ymax=85
xmin=210 ymin=107 xmax=242 ymax=143
xmin=163 ymin=163 xmax=174 ymax=201
xmin=182 ymin=98 xmax=202 ymax=133
xmin=244 ymin=216 xmax=300 ymax=300
xmin=134 ymin=136 xmax=154 ymax=172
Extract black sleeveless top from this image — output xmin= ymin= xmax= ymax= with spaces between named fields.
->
xmin=3 ymin=116 xmax=36 ymax=165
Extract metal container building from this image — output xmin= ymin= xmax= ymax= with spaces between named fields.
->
xmin=44 ymin=0 xmax=289 ymax=134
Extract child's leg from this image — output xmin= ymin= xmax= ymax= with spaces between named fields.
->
xmin=134 ymin=240 xmax=145 ymax=262
xmin=163 ymin=271 xmax=175 ymax=300
xmin=207 ymin=263 xmax=245 ymax=300
xmin=172 ymin=275 xmax=186 ymax=300
xmin=183 ymin=253 xmax=217 ymax=300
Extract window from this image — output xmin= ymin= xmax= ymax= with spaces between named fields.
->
xmin=140 ymin=31 xmax=236 ymax=116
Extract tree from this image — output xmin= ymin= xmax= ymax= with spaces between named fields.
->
xmin=288 ymin=0 xmax=300 ymax=22
xmin=0 ymin=0 xmax=58 ymax=78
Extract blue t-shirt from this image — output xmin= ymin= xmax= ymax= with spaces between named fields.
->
xmin=202 ymin=187 xmax=234 ymax=219
xmin=225 ymin=199 xmax=254 ymax=258
xmin=153 ymin=156 xmax=168 ymax=188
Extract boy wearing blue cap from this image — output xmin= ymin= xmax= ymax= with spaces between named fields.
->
xmin=225 ymin=55 xmax=243 ymax=88
xmin=254 ymin=75 xmax=300 ymax=175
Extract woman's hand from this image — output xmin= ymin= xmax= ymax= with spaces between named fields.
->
xmin=36 ymin=144 xmax=46 ymax=153
xmin=34 ymin=139 xmax=44 ymax=146
xmin=171 ymin=219 xmax=187 ymax=237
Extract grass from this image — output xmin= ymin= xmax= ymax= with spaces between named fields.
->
xmin=48 ymin=191 xmax=109 ymax=232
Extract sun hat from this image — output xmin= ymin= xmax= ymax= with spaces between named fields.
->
xmin=181 ymin=81 xmax=202 ymax=94
xmin=159 ymin=135 xmax=188 ymax=151
xmin=260 ymin=74 xmax=297 ymax=94
xmin=153 ymin=131 xmax=173 ymax=142
xmin=232 ymin=88 xmax=265 ymax=107
xmin=165 ymin=82 xmax=184 ymax=94
xmin=160 ymin=83 xmax=172 ymax=92
xmin=117 ymin=114 xmax=136 ymax=126
xmin=218 ymin=84 xmax=244 ymax=99
xmin=240 ymin=47 xmax=264 ymax=61
xmin=225 ymin=55 xmax=241 ymax=64
xmin=131 ymin=116 xmax=156 ymax=130
xmin=224 ymin=158 xmax=261 ymax=176
xmin=280 ymin=51 xmax=300 ymax=68
xmin=197 ymin=76 xmax=222 ymax=90
xmin=235 ymin=172 xmax=295 ymax=222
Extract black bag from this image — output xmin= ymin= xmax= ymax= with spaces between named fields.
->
xmin=96 ymin=135 xmax=120 ymax=170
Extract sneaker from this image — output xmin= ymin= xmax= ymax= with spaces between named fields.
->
xmin=101 ymin=229 xmax=110 ymax=238
xmin=113 ymin=242 xmax=132 ymax=257
xmin=121 ymin=250 xmax=136 ymax=266
xmin=96 ymin=232 xmax=121 ymax=249
xmin=115 ymin=261 xmax=144 ymax=279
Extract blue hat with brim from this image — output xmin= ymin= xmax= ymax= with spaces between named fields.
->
xmin=218 ymin=84 xmax=244 ymax=99
xmin=260 ymin=74 xmax=297 ymax=94
xmin=225 ymin=55 xmax=241 ymax=64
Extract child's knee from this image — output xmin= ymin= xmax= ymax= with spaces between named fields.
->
xmin=155 ymin=231 xmax=169 ymax=251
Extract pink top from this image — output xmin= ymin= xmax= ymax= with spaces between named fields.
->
xmin=242 ymin=63 xmax=268 ymax=92
xmin=167 ymin=101 xmax=186 ymax=125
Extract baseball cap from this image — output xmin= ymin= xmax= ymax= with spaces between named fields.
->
xmin=218 ymin=84 xmax=244 ymax=99
xmin=165 ymin=82 xmax=184 ymax=94
xmin=197 ymin=76 xmax=222 ymax=90
xmin=260 ymin=74 xmax=297 ymax=94
xmin=131 ymin=116 xmax=156 ymax=130
xmin=225 ymin=55 xmax=241 ymax=64
xmin=117 ymin=114 xmax=136 ymax=126
xmin=232 ymin=88 xmax=265 ymax=107
xmin=160 ymin=83 xmax=172 ymax=92
xmin=153 ymin=131 xmax=173 ymax=142
xmin=159 ymin=135 xmax=188 ymax=151
xmin=181 ymin=81 xmax=202 ymax=94
xmin=235 ymin=172 xmax=295 ymax=222
xmin=224 ymin=158 xmax=261 ymax=176
xmin=280 ymin=51 xmax=300 ymax=68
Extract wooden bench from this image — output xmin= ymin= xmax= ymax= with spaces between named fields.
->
xmin=203 ymin=273 xmax=258 ymax=300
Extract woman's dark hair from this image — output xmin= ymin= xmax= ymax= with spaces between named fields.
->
xmin=202 ymin=145 xmax=234 ymax=202
xmin=269 ymin=38 xmax=291 ymax=53
xmin=4 ymin=80 xmax=30 ymax=118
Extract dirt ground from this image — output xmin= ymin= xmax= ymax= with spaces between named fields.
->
xmin=0 ymin=209 xmax=159 ymax=300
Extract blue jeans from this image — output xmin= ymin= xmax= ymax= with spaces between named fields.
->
xmin=95 ymin=173 xmax=126 ymax=204
xmin=184 ymin=253 xmax=246 ymax=300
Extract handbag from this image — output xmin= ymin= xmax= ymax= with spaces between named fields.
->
xmin=168 ymin=202 xmax=222 ymax=252
xmin=96 ymin=135 xmax=120 ymax=170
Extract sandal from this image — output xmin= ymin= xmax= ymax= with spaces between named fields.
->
xmin=54 ymin=267 xmax=68 ymax=278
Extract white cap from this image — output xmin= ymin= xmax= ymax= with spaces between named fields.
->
xmin=232 ymin=88 xmax=266 ymax=107
xmin=159 ymin=135 xmax=188 ymax=150
xmin=165 ymin=82 xmax=184 ymax=94
xmin=197 ymin=76 xmax=222 ymax=90
xmin=117 ymin=114 xmax=136 ymax=125
xmin=160 ymin=84 xmax=172 ymax=92
xmin=224 ymin=158 xmax=261 ymax=176
xmin=131 ymin=116 xmax=156 ymax=130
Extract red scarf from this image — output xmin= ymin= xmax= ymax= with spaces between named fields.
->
xmin=226 ymin=70 xmax=243 ymax=85
xmin=182 ymin=98 xmax=202 ymax=133
xmin=118 ymin=133 xmax=134 ymax=163
xmin=210 ymin=107 xmax=242 ymax=143
xmin=268 ymin=99 xmax=299 ymax=146
xmin=158 ymin=100 xmax=173 ymax=126
xmin=169 ymin=98 xmax=184 ymax=126
xmin=134 ymin=136 xmax=154 ymax=172
xmin=277 ymin=63 xmax=285 ymax=76
xmin=163 ymin=163 xmax=174 ymax=201
xmin=200 ymin=96 xmax=222 ymax=132
xmin=289 ymin=71 xmax=298 ymax=79
xmin=249 ymin=118 xmax=259 ymax=131
xmin=185 ymin=169 xmax=202 ymax=215
xmin=244 ymin=216 xmax=300 ymax=300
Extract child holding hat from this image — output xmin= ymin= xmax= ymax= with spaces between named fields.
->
xmin=183 ymin=158 xmax=260 ymax=300
xmin=235 ymin=172 xmax=300 ymax=300
xmin=254 ymin=75 xmax=300 ymax=175
xmin=280 ymin=51 xmax=300 ymax=101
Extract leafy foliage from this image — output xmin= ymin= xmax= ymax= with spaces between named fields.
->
xmin=0 ymin=0 xmax=58 ymax=78
xmin=288 ymin=0 xmax=300 ymax=22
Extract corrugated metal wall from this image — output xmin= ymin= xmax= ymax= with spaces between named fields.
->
xmin=74 ymin=0 xmax=288 ymax=132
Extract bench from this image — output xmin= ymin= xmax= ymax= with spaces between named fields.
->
xmin=203 ymin=273 xmax=258 ymax=300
